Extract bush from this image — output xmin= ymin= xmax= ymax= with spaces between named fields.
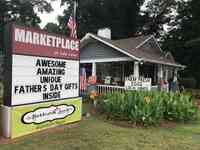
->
xmin=99 ymin=91 xmax=198 ymax=126
xmin=163 ymin=92 xmax=198 ymax=121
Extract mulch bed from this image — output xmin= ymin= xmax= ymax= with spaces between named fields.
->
xmin=160 ymin=120 xmax=177 ymax=128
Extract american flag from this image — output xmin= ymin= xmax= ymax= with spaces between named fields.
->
xmin=67 ymin=15 xmax=77 ymax=38
xmin=80 ymin=68 xmax=87 ymax=92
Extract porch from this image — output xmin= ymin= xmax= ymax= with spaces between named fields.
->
xmin=80 ymin=59 xmax=176 ymax=93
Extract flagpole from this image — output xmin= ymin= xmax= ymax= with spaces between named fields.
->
xmin=73 ymin=0 xmax=78 ymax=38
xmin=73 ymin=0 xmax=77 ymax=21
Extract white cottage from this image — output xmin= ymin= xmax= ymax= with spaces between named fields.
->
xmin=80 ymin=28 xmax=185 ymax=93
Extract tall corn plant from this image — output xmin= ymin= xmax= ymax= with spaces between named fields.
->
xmin=100 ymin=91 xmax=198 ymax=126
xmin=163 ymin=92 xmax=198 ymax=121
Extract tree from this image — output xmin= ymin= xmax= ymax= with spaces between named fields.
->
xmin=162 ymin=0 xmax=200 ymax=87
xmin=140 ymin=0 xmax=177 ymax=38
xmin=0 ymin=0 xmax=54 ymax=51
xmin=60 ymin=0 xmax=145 ymax=39
xmin=43 ymin=23 xmax=61 ymax=34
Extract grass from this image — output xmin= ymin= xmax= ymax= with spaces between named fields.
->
xmin=0 ymin=103 xmax=200 ymax=150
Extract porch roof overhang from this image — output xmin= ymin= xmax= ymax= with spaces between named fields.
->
xmin=81 ymin=33 xmax=186 ymax=69
xmin=80 ymin=57 xmax=133 ymax=63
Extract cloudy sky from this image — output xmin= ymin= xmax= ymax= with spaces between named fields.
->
xmin=38 ymin=0 xmax=150 ymax=28
xmin=38 ymin=0 xmax=66 ymax=28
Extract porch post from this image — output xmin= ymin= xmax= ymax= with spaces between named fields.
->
xmin=164 ymin=67 xmax=169 ymax=92
xmin=122 ymin=62 xmax=125 ymax=81
xmin=157 ymin=64 xmax=163 ymax=80
xmin=174 ymin=68 xmax=178 ymax=75
xmin=170 ymin=68 xmax=178 ymax=92
xmin=157 ymin=64 xmax=163 ymax=90
xmin=173 ymin=68 xmax=178 ymax=81
xmin=92 ymin=62 xmax=96 ymax=76
xmin=133 ymin=61 xmax=139 ymax=78
xmin=164 ymin=67 xmax=168 ymax=81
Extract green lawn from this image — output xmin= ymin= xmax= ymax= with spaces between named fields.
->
xmin=0 ymin=103 xmax=200 ymax=150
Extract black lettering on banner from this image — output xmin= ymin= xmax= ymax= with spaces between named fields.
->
xmin=29 ymin=58 xmax=78 ymax=101
xmin=34 ymin=58 xmax=68 ymax=101
xmin=36 ymin=68 xmax=65 ymax=75
xmin=50 ymin=84 xmax=61 ymax=91
xmin=43 ymin=85 xmax=47 ymax=92
xmin=14 ymin=86 xmax=19 ymax=94
xmin=43 ymin=91 xmax=61 ymax=100
xmin=40 ymin=76 xmax=61 ymax=84
xmin=65 ymin=83 xmax=78 ymax=90
xmin=36 ymin=59 xmax=41 ymax=67
xmin=14 ymin=85 xmax=42 ymax=94
xmin=35 ymin=59 xmax=66 ymax=68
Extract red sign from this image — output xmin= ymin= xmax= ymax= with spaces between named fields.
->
xmin=88 ymin=76 xmax=97 ymax=85
xmin=11 ymin=25 xmax=80 ymax=60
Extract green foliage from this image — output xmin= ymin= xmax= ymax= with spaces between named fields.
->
xmin=99 ymin=91 xmax=198 ymax=126
xmin=0 ymin=0 xmax=54 ymax=28
xmin=163 ymin=92 xmax=198 ymax=121
xmin=141 ymin=0 xmax=176 ymax=37
xmin=0 ymin=0 xmax=54 ymax=50
xmin=60 ymin=0 xmax=145 ymax=39
xmin=162 ymin=0 xmax=200 ymax=87
xmin=43 ymin=23 xmax=61 ymax=34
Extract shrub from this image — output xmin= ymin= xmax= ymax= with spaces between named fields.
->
xmin=163 ymin=92 xmax=198 ymax=121
xmin=126 ymin=91 xmax=165 ymax=125
xmin=99 ymin=91 xmax=198 ymax=126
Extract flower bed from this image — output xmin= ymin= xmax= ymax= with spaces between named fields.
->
xmin=98 ymin=91 xmax=198 ymax=126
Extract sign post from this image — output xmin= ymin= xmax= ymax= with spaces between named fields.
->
xmin=2 ymin=24 xmax=82 ymax=138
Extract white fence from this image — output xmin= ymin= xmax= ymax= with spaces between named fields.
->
xmin=97 ymin=85 xmax=125 ymax=94
xmin=96 ymin=84 xmax=159 ymax=95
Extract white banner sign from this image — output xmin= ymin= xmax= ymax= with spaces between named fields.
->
xmin=12 ymin=55 xmax=79 ymax=105
xmin=125 ymin=77 xmax=151 ymax=91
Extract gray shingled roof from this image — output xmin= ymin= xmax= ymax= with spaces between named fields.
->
xmin=81 ymin=33 xmax=185 ymax=68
